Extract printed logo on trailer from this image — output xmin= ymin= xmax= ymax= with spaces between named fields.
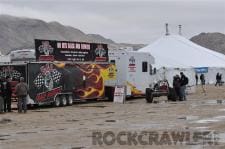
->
xmin=38 ymin=41 xmax=55 ymax=61
xmin=0 ymin=66 xmax=22 ymax=80
xmin=128 ymin=56 xmax=136 ymax=72
xmin=95 ymin=44 xmax=107 ymax=62
xmin=33 ymin=63 xmax=61 ymax=90
xmin=38 ymin=41 xmax=54 ymax=55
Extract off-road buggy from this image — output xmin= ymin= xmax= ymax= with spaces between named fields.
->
xmin=145 ymin=79 xmax=176 ymax=103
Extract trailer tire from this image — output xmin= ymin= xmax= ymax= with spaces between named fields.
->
xmin=67 ymin=95 xmax=73 ymax=106
xmin=61 ymin=95 xmax=67 ymax=106
xmin=146 ymin=88 xmax=153 ymax=103
xmin=54 ymin=96 xmax=61 ymax=107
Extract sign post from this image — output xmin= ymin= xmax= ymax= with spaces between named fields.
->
xmin=113 ymin=85 xmax=126 ymax=104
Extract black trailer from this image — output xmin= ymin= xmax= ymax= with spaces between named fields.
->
xmin=0 ymin=62 xmax=116 ymax=107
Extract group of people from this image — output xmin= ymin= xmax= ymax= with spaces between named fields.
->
xmin=173 ymin=72 xmax=189 ymax=101
xmin=0 ymin=77 xmax=29 ymax=114
xmin=195 ymin=73 xmax=206 ymax=86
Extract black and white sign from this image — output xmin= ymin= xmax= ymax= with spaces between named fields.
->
xmin=35 ymin=39 xmax=108 ymax=62
xmin=113 ymin=85 xmax=126 ymax=103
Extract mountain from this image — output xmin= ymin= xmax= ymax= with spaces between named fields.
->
xmin=190 ymin=32 xmax=225 ymax=55
xmin=0 ymin=15 xmax=144 ymax=55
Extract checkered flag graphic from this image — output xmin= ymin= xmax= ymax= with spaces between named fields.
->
xmin=0 ymin=70 xmax=21 ymax=79
xmin=12 ymin=70 xmax=22 ymax=79
xmin=51 ymin=69 xmax=61 ymax=83
xmin=34 ymin=75 xmax=45 ymax=88
xmin=33 ymin=69 xmax=61 ymax=89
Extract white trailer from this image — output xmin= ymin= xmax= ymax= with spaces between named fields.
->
xmin=108 ymin=50 xmax=155 ymax=97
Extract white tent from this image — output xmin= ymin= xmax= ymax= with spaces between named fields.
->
xmin=139 ymin=35 xmax=225 ymax=68
xmin=139 ymin=35 xmax=225 ymax=86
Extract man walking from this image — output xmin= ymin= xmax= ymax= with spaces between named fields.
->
xmin=215 ymin=72 xmax=220 ymax=86
xmin=15 ymin=77 xmax=29 ymax=113
xmin=180 ymin=72 xmax=188 ymax=101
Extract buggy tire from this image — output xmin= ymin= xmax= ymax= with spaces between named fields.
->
xmin=167 ymin=87 xmax=176 ymax=101
xmin=146 ymin=88 xmax=153 ymax=103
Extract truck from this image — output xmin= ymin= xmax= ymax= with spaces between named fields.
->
xmin=108 ymin=50 xmax=155 ymax=97
xmin=0 ymin=61 xmax=116 ymax=106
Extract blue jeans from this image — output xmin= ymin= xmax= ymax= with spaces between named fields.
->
xmin=18 ymin=95 xmax=27 ymax=113
xmin=180 ymin=86 xmax=186 ymax=100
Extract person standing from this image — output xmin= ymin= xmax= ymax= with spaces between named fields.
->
xmin=173 ymin=75 xmax=181 ymax=100
xmin=195 ymin=73 xmax=198 ymax=85
xmin=15 ymin=77 xmax=29 ymax=113
xmin=2 ymin=76 xmax=12 ymax=112
xmin=200 ymin=73 xmax=206 ymax=93
xmin=180 ymin=72 xmax=188 ymax=101
xmin=0 ymin=77 xmax=4 ymax=113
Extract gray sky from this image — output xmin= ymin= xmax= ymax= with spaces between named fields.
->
xmin=0 ymin=0 xmax=224 ymax=44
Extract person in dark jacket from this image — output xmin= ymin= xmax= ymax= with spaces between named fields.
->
xmin=200 ymin=73 xmax=206 ymax=93
xmin=15 ymin=77 xmax=29 ymax=113
xmin=180 ymin=72 xmax=188 ymax=101
xmin=0 ymin=77 xmax=4 ymax=113
xmin=1 ymin=76 xmax=12 ymax=112
xmin=195 ymin=73 xmax=198 ymax=85
xmin=173 ymin=75 xmax=181 ymax=100
xmin=215 ymin=72 xmax=220 ymax=86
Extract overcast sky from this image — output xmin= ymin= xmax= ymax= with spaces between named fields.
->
xmin=0 ymin=0 xmax=224 ymax=44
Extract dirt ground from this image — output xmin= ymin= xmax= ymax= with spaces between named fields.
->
xmin=1 ymin=85 xmax=225 ymax=149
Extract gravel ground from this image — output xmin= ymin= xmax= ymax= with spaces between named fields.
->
xmin=1 ymin=85 xmax=225 ymax=149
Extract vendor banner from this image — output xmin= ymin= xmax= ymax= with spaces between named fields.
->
xmin=195 ymin=67 xmax=208 ymax=73
xmin=35 ymin=39 xmax=108 ymax=62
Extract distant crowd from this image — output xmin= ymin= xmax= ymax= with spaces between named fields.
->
xmin=0 ymin=77 xmax=29 ymax=114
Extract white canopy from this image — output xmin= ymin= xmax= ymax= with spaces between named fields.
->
xmin=139 ymin=35 xmax=225 ymax=68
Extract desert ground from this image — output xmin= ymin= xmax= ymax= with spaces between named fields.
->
xmin=1 ymin=85 xmax=225 ymax=149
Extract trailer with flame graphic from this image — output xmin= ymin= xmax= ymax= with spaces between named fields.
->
xmin=0 ymin=62 xmax=116 ymax=106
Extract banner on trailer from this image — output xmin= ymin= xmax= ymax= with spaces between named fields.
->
xmin=35 ymin=39 xmax=108 ymax=62
xmin=195 ymin=67 xmax=208 ymax=73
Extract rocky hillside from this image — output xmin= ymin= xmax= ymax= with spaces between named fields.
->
xmin=191 ymin=32 xmax=225 ymax=55
xmin=0 ymin=15 xmax=144 ymax=55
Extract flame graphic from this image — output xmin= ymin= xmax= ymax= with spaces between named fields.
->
xmin=75 ymin=64 xmax=114 ymax=99
xmin=127 ymin=81 xmax=144 ymax=96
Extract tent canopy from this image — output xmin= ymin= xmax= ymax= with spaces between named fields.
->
xmin=139 ymin=35 xmax=225 ymax=68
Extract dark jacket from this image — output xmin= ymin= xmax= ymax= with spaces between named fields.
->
xmin=180 ymin=75 xmax=188 ymax=86
xmin=173 ymin=76 xmax=181 ymax=88
xmin=1 ymin=81 xmax=12 ymax=97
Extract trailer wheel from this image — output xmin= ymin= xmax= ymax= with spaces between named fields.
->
xmin=67 ymin=95 xmax=73 ymax=106
xmin=146 ymin=88 xmax=153 ymax=103
xmin=61 ymin=95 xmax=67 ymax=106
xmin=54 ymin=96 xmax=61 ymax=107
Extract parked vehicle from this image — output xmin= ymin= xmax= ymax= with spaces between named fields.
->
xmin=145 ymin=80 xmax=176 ymax=103
xmin=108 ymin=50 xmax=155 ymax=97
xmin=0 ymin=61 xmax=116 ymax=106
